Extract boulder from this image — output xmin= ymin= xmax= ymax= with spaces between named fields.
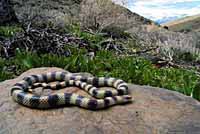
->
xmin=0 ymin=67 xmax=200 ymax=134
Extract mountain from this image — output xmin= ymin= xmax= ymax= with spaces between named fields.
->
xmin=156 ymin=16 xmax=185 ymax=24
xmin=161 ymin=14 xmax=200 ymax=32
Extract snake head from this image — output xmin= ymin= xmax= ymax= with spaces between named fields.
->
xmin=122 ymin=95 xmax=133 ymax=103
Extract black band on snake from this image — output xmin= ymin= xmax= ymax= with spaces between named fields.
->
xmin=11 ymin=72 xmax=132 ymax=110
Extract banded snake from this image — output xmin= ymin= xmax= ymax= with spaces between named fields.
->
xmin=11 ymin=72 xmax=132 ymax=110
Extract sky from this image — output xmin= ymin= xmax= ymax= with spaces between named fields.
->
xmin=113 ymin=0 xmax=200 ymax=24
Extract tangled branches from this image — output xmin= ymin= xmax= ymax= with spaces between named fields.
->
xmin=0 ymin=26 xmax=90 ymax=58
xmin=0 ymin=24 xmax=128 ymax=58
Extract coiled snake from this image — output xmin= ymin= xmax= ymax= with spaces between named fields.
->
xmin=11 ymin=72 xmax=132 ymax=110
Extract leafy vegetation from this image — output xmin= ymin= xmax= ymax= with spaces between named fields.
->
xmin=69 ymin=24 xmax=105 ymax=49
xmin=0 ymin=25 xmax=23 ymax=37
xmin=0 ymin=49 xmax=199 ymax=100
xmin=101 ymin=25 xmax=131 ymax=39
xmin=0 ymin=25 xmax=200 ymax=101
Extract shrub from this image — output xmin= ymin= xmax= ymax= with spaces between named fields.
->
xmin=101 ymin=25 xmax=131 ymax=39
xmin=0 ymin=58 xmax=13 ymax=81
xmin=1 ymin=50 xmax=199 ymax=100
xmin=79 ymin=0 xmax=139 ymax=32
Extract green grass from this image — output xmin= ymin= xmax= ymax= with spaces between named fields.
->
xmin=1 ymin=49 xmax=199 ymax=100
xmin=0 ymin=26 xmax=23 ymax=37
xmin=0 ymin=57 xmax=14 ymax=81
xmin=0 ymin=24 xmax=200 ymax=100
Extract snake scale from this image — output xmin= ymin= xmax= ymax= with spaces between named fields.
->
xmin=11 ymin=72 xmax=132 ymax=110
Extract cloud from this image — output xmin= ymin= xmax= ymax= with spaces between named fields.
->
xmin=131 ymin=0 xmax=200 ymax=3
xmin=115 ymin=0 xmax=200 ymax=23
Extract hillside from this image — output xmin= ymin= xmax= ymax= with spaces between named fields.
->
xmin=2 ymin=0 xmax=200 ymax=58
xmin=9 ymin=0 xmax=158 ymax=32
xmin=162 ymin=14 xmax=200 ymax=32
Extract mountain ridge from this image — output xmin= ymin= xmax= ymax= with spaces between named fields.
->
xmin=161 ymin=14 xmax=200 ymax=32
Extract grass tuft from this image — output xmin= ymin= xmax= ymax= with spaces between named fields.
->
xmin=0 ymin=26 xmax=23 ymax=37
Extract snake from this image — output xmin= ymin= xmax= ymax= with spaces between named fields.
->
xmin=11 ymin=71 xmax=132 ymax=110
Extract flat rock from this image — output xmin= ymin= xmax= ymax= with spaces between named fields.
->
xmin=0 ymin=67 xmax=200 ymax=134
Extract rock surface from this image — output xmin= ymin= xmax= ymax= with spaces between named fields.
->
xmin=0 ymin=67 xmax=200 ymax=134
